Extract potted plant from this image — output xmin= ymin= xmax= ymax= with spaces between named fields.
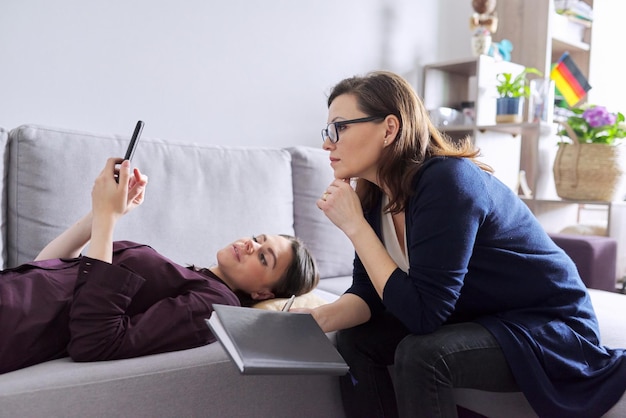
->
xmin=495 ymin=67 xmax=542 ymax=123
xmin=553 ymin=105 xmax=626 ymax=201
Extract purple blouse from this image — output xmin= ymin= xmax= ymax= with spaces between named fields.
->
xmin=0 ymin=241 xmax=239 ymax=374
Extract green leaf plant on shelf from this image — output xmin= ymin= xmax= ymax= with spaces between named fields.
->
xmin=495 ymin=67 xmax=542 ymax=123
xmin=496 ymin=67 xmax=543 ymax=98
xmin=553 ymin=105 xmax=626 ymax=202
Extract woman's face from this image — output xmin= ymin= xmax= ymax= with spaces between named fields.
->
xmin=323 ymin=93 xmax=387 ymax=183
xmin=214 ymin=234 xmax=293 ymax=300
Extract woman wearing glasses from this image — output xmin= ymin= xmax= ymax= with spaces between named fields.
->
xmin=0 ymin=159 xmax=319 ymax=374
xmin=301 ymin=71 xmax=626 ymax=417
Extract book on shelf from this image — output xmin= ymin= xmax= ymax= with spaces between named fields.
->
xmin=205 ymin=304 xmax=349 ymax=375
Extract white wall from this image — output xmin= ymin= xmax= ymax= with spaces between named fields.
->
xmin=1 ymin=1 xmax=621 ymax=148
xmin=588 ymin=0 xmax=626 ymax=114
xmin=0 ymin=0 xmax=470 ymax=148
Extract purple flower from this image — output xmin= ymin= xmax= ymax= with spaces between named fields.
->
xmin=583 ymin=106 xmax=616 ymax=128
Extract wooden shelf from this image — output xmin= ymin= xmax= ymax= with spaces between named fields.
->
xmin=489 ymin=0 xmax=595 ymax=205
xmin=423 ymin=58 xmax=478 ymax=76
xmin=437 ymin=122 xmax=554 ymax=138
xmin=552 ymin=36 xmax=590 ymax=53
xmin=434 ymin=125 xmax=474 ymax=132
xmin=477 ymin=123 xmax=534 ymax=136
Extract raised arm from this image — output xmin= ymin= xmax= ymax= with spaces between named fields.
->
xmin=87 ymin=158 xmax=147 ymax=263
xmin=35 ymin=159 xmax=148 ymax=261
xmin=34 ymin=212 xmax=94 ymax=261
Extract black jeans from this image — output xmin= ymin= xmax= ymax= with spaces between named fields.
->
xmin=337 ymin=312 xmax=519 ymax=418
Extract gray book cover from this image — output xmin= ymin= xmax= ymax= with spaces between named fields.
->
xmin=205 ymin=304 xmax=349 ymax=375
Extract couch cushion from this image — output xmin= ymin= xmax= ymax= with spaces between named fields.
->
xmin=6 ymin=125 xmax=294 ymax=268
xmin=0 ymin=127 xmax=8 ymax=269
xmin=0 ymin=343 xmax=344 ymax=418
xmin=287 ymin=146 xmax=354 ymax=279
xmin=590 ymin=288 xmax=626 ymax=348
xmin=316 ymin=275 xmax=352 ymax=296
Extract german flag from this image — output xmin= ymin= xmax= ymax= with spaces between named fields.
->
xmin=550 ymin=52 xmax=591 ymax=107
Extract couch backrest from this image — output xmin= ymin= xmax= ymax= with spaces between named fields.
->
xmin=288 ymin=146 xmax=354 ymax=279
xmin=6 ymin=125 xmax=294 ymax=269
xmin=0 ymin=127 xmax=8 ymax=269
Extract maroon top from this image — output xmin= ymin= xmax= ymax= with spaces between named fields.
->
xmin=0 ymin=241 xmax=239 ymax=374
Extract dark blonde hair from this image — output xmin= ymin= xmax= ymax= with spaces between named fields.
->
xmin=328 ymin=70 xmax=493 ymax=214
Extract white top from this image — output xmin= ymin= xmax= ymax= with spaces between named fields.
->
xmin=381 ymin=195 xmax=409 ymax=273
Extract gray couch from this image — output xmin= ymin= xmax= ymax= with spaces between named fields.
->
xmin=0 ymin=125 xmax=624 ymax=417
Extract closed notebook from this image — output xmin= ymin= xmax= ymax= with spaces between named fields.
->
xmin=205 ymin=304 xmax=349 ymax=375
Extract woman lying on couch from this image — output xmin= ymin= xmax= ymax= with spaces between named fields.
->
xmin=0 ymin=158 xmax=319 ymax=374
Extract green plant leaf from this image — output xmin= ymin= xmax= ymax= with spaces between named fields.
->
xmin=560 ymin=106 xmax=626 ymax=145
xmin=496 ymin=67 xmax=543 ymax=98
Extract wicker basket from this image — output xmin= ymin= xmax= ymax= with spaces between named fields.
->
xmin=553 ymin=141 xmax=626 ymax=201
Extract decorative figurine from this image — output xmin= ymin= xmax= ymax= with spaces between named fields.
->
xmin=470 ymin=0 xmax=498 ymax=56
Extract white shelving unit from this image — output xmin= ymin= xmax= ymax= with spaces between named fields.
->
xmin=492 ymin=0 xmax=626 ymax=280
xmin=424 ymin=1 xmax=626 ymax=282
xmin=422 ymin=55 xmax=526 ymax=191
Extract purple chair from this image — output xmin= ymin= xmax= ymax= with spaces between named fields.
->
xmin=549 ymin=233 xmax=618 ymax=292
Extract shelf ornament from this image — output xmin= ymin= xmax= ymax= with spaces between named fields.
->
xmin=469 ymin=0 xmax=497 ymax=56
xmin=470 ymin=0 xmax=498 ymax=33
xmin=550 ymin=52 xmax=592 ymax=107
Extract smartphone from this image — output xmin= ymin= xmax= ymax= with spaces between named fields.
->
xmin=115 ymin=120 xmax=144 ymax=183
xmin=124 ymin=120 xmax=144 ymax=161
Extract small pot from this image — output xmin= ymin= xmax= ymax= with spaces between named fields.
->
xmin=496 ymin=97 xmax=524 ymax=123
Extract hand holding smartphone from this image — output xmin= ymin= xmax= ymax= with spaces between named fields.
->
xmin=116 ymin=120 xmax=144 ymax=183
xmin=125 ymin=120 xmax=144 ymax=161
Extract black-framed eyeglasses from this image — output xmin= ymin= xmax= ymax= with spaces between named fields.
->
xmin=321 ymin=116 xmax=386 ymax=144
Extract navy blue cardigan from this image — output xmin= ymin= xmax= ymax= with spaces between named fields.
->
xmin=346 ymin=156 xmax=626 ymax=417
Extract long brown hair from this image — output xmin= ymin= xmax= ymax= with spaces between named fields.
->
xmin=328 ymin=70 xmax=493 ymax=214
